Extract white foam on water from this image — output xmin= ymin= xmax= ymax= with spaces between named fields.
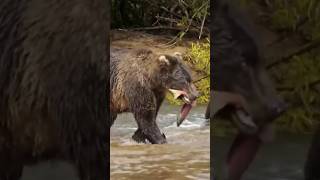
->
xmin=164 ymin=116 xmax=207 ymax=129
xmin=166 ymin=119 xmax=201 ymax=129
xmin=118 ymin=140 xmax=144 ymax=146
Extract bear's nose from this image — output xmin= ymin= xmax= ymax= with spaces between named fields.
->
xmin=189 ymin=95 xmax=197 ymax=102
xmin=189 ymin=91 xmax=200 ymax=102
xmin=268 ymin=100 xmax=287 ymax=118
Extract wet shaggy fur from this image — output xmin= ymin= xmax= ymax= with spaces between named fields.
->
xmin=0 ymin=0 xmax=109 ymax=179
xmin=110 ymin=47 xmax=192 ymax=144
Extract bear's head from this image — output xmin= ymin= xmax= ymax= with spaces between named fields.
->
xmin=156 ymin=52 xmax=199 ymax=126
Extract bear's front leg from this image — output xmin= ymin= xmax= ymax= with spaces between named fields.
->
xmin=133 ymin=110 xmax=167 ymax=144
xmin=132 ymin=128 xmax=166 ymax=144
xmin=128 ymin=87 xmax=167 ymax=144
xmin=132 ymin=128 xmax=147 ymax=143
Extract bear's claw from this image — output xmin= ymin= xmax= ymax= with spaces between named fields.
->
xmin=132 ymin=129 xmax=147 ymax=143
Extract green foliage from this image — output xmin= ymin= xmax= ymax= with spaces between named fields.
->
xmin=265 ymin=1 xmax=320 ymax=133
xmin=243 ymin=0 xmax=320 ymax=40
xmin=188 ymin=40 xmax=210 ymax=74
xmin=270 ymin=8 xmax=297 ymax=30
xmin=166 ymin=40 xmax=210 ymax=105
xmin=268 ymin=0 xmax=320 ymax=40
xmin=271 ymin=54 xmax=320 ymax=133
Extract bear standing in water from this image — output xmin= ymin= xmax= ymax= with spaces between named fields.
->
xmin=0 ymin=0 xmax=109 ymax=179
xmin=110 ymin=48 xmax=199 ymax=144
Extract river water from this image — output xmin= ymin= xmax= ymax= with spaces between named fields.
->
xmin=110 ymin=102 xmax=210 ymax=180
xmin=213 ymin=132 xmax=312 ymax=180
xmin=18 ymin=103 xmax=312 ymax=180
xmin=16 ymin=102 xmax=209 ymax=180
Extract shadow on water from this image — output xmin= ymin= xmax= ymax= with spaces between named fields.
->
xmin=213 ymin=132 xmax=313 ymax=180
xmin=111 ymin=102 xmax=210 ymax=180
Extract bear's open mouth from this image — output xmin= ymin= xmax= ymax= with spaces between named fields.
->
xmin=231 ymin=106 xmax=257 ymax=134
xmin=213 ymin=91 xmax=258 ymax=134
xmin=168 ymin=89 xmax=197 ymax=127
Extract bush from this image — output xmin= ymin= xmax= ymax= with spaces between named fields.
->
xmin=218 ymin=0 xmax=320 ymax=133
xmin=271 ymin=54 xmax=320 ymax=133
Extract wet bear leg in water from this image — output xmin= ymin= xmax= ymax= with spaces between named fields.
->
xmin=129 ymin=86 xmax=167 ymax=144
xmin=132 ymin=91 xmax=166 ymax=143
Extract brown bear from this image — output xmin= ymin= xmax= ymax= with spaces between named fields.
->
xmin=0 ymin=0 xmax=109 ymax=179
xmin=110 ymin=47 xmax=199 ymax=144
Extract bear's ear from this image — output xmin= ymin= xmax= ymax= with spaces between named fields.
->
xmin=173 ymin=52 xmax=183 ymax=61
xmin=158 ymin=55 xmax=178 ymax=67
xmin=158 ymin=55 xmax=170 ymax=66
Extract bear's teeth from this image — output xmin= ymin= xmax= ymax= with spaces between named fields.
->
xmin=168 ymin=89 xmax=186 ymax=99
xmin=183 ymin=96 xmax=191 ymax=104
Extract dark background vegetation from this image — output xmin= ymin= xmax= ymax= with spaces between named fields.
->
xmin=244 ymin=0 xmax=320 ymax=133
xmin=111 ymin=0 xmax=209 ymax=34
xmin=111 ymin=0 xmax=320 ymax=133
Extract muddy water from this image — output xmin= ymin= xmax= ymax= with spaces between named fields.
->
xmin=110 ymin=102 xmax=210 ymax=180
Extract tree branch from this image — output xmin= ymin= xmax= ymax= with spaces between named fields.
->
xmin=193 ymin=75 xmax=209 ymax=84
xmin=276 ymin=79 xmax=320 ymax=91
xmin=267 ymin=38 xmax=320 ymax=69
xmin=129 ymin=26 xmax=205 ymax=35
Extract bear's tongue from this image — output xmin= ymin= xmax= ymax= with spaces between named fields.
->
xmin=226 ymin=124 xmax=274 ymax=179
xmin=168 ymin=89 xmax=196 ymax=126
xmin=226 ymin=133 xmax=261 ymax=179
xmin=177 ymin=100 xmax=196 ymax=127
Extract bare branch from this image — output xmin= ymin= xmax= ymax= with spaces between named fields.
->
xmin=276 ymin=79 xmax=320 ymax=91
xmin=267 ymin=38 xmax=320 ymax=69
xmin=193 ymin=75 xmax=209 ymax=84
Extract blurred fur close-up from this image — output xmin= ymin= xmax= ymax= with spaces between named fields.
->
xmin=0 ymin=0 xmax=109 ymax=180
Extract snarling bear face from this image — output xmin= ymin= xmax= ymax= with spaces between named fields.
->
xmin=156 ymin=52 xmax=199 ymax=126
